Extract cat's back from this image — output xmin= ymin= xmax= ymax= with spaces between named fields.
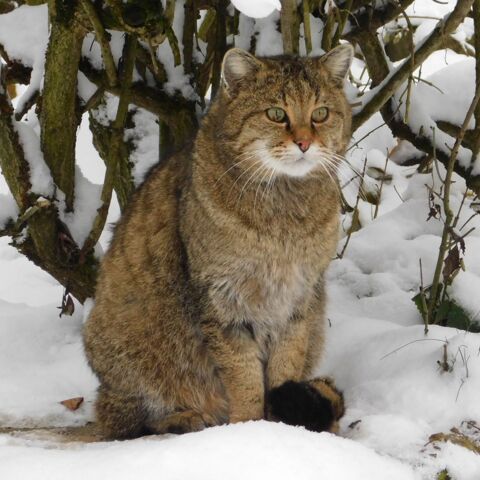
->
xmin=83 ymin=150 xmax=193 ymax=374
xmin=98 ymin=150 xmax=190 ymax=294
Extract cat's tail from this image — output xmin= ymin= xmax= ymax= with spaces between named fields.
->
xmin=266 ymin=377 xmax=345 ymax=433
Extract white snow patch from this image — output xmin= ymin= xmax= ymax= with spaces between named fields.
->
xmin=0 ymin=5 xmax=48 ymax=67
xmin=0 ymin=298 xmax=98 ymax=428
xmin=0 ymin=193 xmax=19 ymax=228
xmin=254 ymin=11 xmax=283 ymax=56
xmin=231 ymin=0 xmax=281 ymax=19
xmin=125 ymin=108 xmax=160 ymax=185
xmin=14 ymin=122 xmax=54 ymax=197
xmin=58 ymin=167 xmax=103 ymax=249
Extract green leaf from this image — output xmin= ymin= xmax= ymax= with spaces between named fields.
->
xmin=437 ymin=469 xmax=452 ymax=480
xmin=412 ymin=291 xmax=427 ymax=318
xmin=437 ymin=300 xmax=480 ymax=333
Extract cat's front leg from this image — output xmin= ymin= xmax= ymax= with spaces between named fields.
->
xmin=201 ymin=317 xmax=264 ymax=423
xmin=266 ymin=313 xmax=310 ymax=389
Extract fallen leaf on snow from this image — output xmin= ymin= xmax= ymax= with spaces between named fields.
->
xmin=60 ymin=397 xmax=84 ymax=411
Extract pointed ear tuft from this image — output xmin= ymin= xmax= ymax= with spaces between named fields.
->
xmin=320 ymin=43 xmax=354 ymax=83
xmin=221 ymin=48 xmax=262 ymax=92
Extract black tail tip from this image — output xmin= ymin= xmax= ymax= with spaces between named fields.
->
xmin=267 ymin=380 xmax=336 ymax=433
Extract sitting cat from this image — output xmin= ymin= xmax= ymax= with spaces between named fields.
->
xmin=83 ymin=44 xmax=353 ymax=439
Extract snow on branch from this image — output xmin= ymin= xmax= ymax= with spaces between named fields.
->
xmin=352 ymin=0 xmax=475 ymax=131
xmin=0 ymin=62 xmax=33 ymax=211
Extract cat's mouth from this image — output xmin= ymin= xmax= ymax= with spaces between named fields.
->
xmin=262 ymin=154 xmax=318 ymax=178
xmin=246 ymin=140 xmax=336 ymax=179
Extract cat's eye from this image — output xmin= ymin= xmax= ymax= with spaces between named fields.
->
xmin=312 ymin=107 xmax=329 ymax=123
xmin=266 ymin=107 xmax=287 ymax=123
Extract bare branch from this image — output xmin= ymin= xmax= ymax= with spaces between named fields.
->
xmin=79 ymin=58 xmax=198 ymax=141
xmin=81 ymin=36 xmax=137 ymax=256
xmin=80 ymin=0 xmax=118 ymax=87
xmin=0 ymin=64 xmax=32 ymax=210
xmin=40 ymin=1 xmax=86 ymax=211
xmin=344 ymin=0 xmax=415 ymax=41
xmin=281 ymin=0 xmax=299 ymax=55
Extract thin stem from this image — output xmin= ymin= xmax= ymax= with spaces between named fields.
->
xmin=373 ymin=153 xmax=389 ymax=220
xmin=81 ymin=0 xmax=118 ymax=87
xmin=336 ymin=156 xmax=367 ymax=259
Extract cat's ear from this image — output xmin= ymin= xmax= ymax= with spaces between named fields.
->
xmin=319 ymin=43 xmax=354 ymax=83
xmin=222 ymin=48 xmax=263 ymax=93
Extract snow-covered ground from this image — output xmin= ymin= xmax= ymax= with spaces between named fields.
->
xmin=1 ymin=0 xmax=480 ymax=478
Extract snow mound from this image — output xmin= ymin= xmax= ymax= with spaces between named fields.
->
xmin=0 ymin=422 xmax=416 ymax=480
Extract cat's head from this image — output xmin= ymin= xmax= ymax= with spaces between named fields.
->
xmin=215 ymin=44 xmax=353 ymax=180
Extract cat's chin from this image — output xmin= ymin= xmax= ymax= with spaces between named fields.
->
xmin=260 ymin=154 xmax=318 ymax=179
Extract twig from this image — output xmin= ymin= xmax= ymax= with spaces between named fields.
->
xmin=373 ymin=153 xmax=389 ymax=219
xmin=472 ymin=1 xmax=480 ymax=160
xmin=402 ymin=10 xmax=415 ymax=124
xmin=81 ymin=35 xmax=137 ymax=256
xmin=332 ymin=0 xmax=353 ymax=48
xmin=302 ymin=0 xmax=312 ymax=54
xmin=81 ymin=0 xmax=118 ymax=87
xmin=81 ymin=86 xmax=105 ymax=113
xmin=281 ymin=0 xmax=299 ymax=55
xmin=452 ymin=188 xmax=470 ymax=229
xmin=460 ymin=212 xmax=479 ymax=231
xmin=336 ymin=156 xmax=367 ymax=259
xmin=14 ymin=88 xmax=39 ymax=121
xmin=380 ymin=338 xmax=448 ymax=360
xmin=419 ymin=258 xmax=429 ymax=333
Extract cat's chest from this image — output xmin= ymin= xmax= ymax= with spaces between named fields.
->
xmin=208 ymin=248 xmax=318 ymax=333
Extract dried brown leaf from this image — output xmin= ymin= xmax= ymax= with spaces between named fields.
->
xmin=60 ymin=397 xmax=84 ymax=411
xmin=443 ymin=246 xmax=460 ymax=281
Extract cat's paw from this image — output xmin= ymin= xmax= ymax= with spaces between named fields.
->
xmin=267 ymin=378 xmax=344 ymax=433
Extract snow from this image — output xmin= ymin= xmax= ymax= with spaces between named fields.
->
xmin=155 ymin=0 xmax=195 ymax=99
xmin=82 ymin=31 xmax=125 ymax=73
xmin=14 ymin=122 xmax=54 ymax=197
xmin=57 ymin=167 xmax=103 ymax=249
xmin=0 ymin=5 xmax=48 ymax=67
xmin=0 ymin=422 xmax=417 ymax=480
xmin=0 ymin=237 xmax=62 ymax=305
xmin=0 ymin=5 xmax=48 ymax=119
xmin=124 ymin=108 xmax=160 ymax=186
xmin=231 ymin=0 xmax=281 ymax=19
xmin=0 ymin=193 xmax=18 ymax=229
xmin=0 ymin=299 xmax=97 ymax=428
xmin=354 ymin=57 xmax=476 ymax=172
xmin=254 ymin=11 xmax=284 ymax=56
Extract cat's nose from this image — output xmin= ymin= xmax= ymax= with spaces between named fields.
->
xmin=295 ymin=139 xmax=311 ymax=152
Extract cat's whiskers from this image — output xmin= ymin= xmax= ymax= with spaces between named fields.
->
xmin=325 ymin=158 xmax=368 ymax=198
xmin=319 ymin=148 xmax=363 ymax=179
xmin=261 ymin=166 xmax=277 ymax=203
xmin=227 ymin=158 xmax=264 ymax=199
xmin=316 ymin=148 xmax=368 ymax=197
xmin=213 ymin=148 xmax=270 ymax=190
xmin=236 ymin=161 xmax=270 ymax=207
xmin=253 ymin=164 xmax=272 ymax=215
xmin=307 ymin=151 xmax=340 ymax=192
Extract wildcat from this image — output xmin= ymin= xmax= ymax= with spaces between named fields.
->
xmin=83 ymin=44 xmax=353 ymax=439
